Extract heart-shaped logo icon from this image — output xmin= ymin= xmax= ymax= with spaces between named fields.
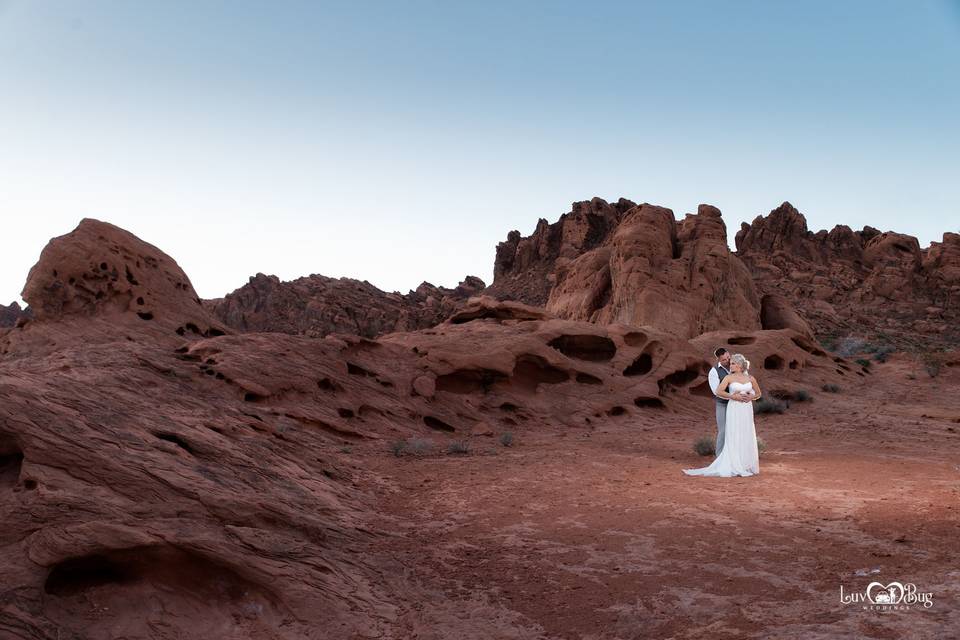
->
xmin=866 ymin=581 xmax=905 ymax=604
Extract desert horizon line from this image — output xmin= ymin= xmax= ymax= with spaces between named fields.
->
xmin=3 ymin=195 xmax=956 ymax=310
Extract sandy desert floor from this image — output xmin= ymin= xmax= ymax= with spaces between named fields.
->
xmin=350 ymin=360 xmax=960 ymax=640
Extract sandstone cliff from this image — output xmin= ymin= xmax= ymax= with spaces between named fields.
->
xmin=735 ymin=202 xmax=960 ymax=350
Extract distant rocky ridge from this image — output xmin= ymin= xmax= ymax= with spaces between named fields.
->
xmin=735 ymin=202 xmax=960 ymax=351
xmin=203 ymin=197 xmax=957 ymax=352
xmin=488 ymin=197 xmax=811 ymax=340
xmin=208 ymin=273 xmax=485 ymax=338
xmin=490 ymin=197 xmax=958 ymax=351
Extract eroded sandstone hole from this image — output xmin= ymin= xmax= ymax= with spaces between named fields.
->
xmin=43 ymin=545 xmax=284 ymax=635
xmin=45 ymin=546 xmax=266 ymax=597
xmin=634 ymin=397 xmax=665 ymax=409
xmin=547 ymin=334 xmax=617 ymax=362
xmin=45 ymin=553 xmax=135 ymax=596
xmin=764 ymin=354 xmax=785 ymax=370
xmin=656 ymin=362 xmax=706 ymax=395
xmin=575 ymin=372 xmax=602 ymax=385
xmin=436 ymin=368 xmax=508 ymax=394
xmin=152 ymin=431 xmax=194 ymax=455
xmin=624 ymin=339 xmax=667 ymax=377
xmin=622 ymin=331 xmax=647 ymax=347
xmin=423 ymin=415 xmax=455 ymax=432
xmin=511 ymin=354 xmax=569 ymax=391
xmin=0 ymin=436 xmax=24 ymax=489
xmin=623 ymin=353 xmax=653 ymax=376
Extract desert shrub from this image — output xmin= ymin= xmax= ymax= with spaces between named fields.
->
xmin=920 ymin=352 xmax=945 ymax=378
xmin=447 ymin=440 xmax=470 ymax=455
xmin=389 ymin=439 xmax=407 ymax=457
xmin=836 ymin=337 xmax=867 ymax=357
xmin=855 ymin=358 xmax=872 ymax=368
xmin=499 ymin=431 xmax=514 ymax=447
xmin=407 ymin=438 xmax=434 ymax=456
xmin=693 ymin=436 xmax=715 ymax=456
xmin=757 ymin=438 xmax=767 ymax=456
xmin=793 ymin=390 xmax=811 ymax=402
xmin=834 ymin=337 xmax=895 ymax=361
xmin=872 ymin=345 xmax=895 ymax=362
xmin=821 ymin=383 xmax=841 ymax=393
xmin=754 ymin=398 xmax=786 ymax=414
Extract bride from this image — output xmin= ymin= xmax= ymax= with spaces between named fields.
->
xmin=683 ymin=353 xmax=762 ymax=477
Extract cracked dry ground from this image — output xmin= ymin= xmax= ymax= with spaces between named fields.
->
xmin=357 ymin=366 xmax=960 ymax=640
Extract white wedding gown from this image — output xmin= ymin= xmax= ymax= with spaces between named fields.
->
xmin=683 ymin=381 xmax=760 ymax=477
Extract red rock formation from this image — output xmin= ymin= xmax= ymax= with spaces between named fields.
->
xmin=735 ymin=202 xmax=960 ymax=350
xmin=199 ymin=197 xmax=955 ymax=355
xmin=13 ymin=218 xmax=228 ymax=347
xmin=490 ymin=200 xmax=764 ymax=339
xmin=487 ymin=197 xmax=637 ymax=305
xmin=0 ymin=219 xmax=853 ymax=638
xmin=208 ymin=272 xmax=485 ymax=338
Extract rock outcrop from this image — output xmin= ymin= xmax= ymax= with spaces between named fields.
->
xmin=488 ymin=197 xmax=958 ymax=350
xmin=15 ymin=218 xmax=228 ymax=345
xmin=0 ymin=302 xmax=29 ymax=328
xmin=488 ymin=199 xmax=765 ymax=339
xmin=735 ymin=202 xmax=960 ymax=350
xmin=487 ymin=197 xmax=637 ymax=306
xmin=0 ymin=219 xmax=854 ymax=639
xmin=208 ymin=273 xmax=485 ymax=339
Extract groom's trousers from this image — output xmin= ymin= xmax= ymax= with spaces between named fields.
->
xmin=715 ymin=401 xmax=727 ymax=455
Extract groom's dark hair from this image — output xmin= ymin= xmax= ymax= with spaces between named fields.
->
xmin=714 ymin=347 xmax=727 ymax=357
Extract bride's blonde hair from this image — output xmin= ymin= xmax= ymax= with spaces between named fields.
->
xmin=731 ymin=353 xmax=750 ymax=371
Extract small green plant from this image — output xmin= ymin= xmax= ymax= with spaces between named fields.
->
xmin=339 ymin=445 xmax=354 ymax=454
xmin=499 ymin=431 xmax=514 ymax=447
xmin=754 ymin=398 xmax=786 ymax=415
xmin=389 ymin=439 xmax=407 ymax=457
xmin=821 ymin=383 xmax=841 ymax=393
xmin=793 ymin=390 xmax=811 ymax=402
xmin=855 ymin=358 xmax=872 ymax=368
xmin=447 ymin=440 xmax=470 ymax=455
xmin=757 ymin=438 xmax=767 ymax=456
xmin=693 ymin=436 xmax=715 ymax=456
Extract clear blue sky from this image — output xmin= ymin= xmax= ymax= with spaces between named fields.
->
xmin=2 ymin=1 xmax=958 ymax=306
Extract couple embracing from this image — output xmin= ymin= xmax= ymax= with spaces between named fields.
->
xmin=683 ymin=347 xmax=763 ymax=477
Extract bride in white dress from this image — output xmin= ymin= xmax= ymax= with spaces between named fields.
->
xmin=683 ymin=353 xmax=762 ymax=477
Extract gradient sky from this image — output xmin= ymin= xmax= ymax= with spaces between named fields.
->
xmin=2 ymin=1 xmax=958 ymax=306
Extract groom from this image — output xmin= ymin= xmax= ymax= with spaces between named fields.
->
xmin=707 ymin=347 xmax=750 ymax=456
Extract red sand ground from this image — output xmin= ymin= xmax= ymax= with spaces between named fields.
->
xmin=353 ymin=357 xmax=959 ymax=639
